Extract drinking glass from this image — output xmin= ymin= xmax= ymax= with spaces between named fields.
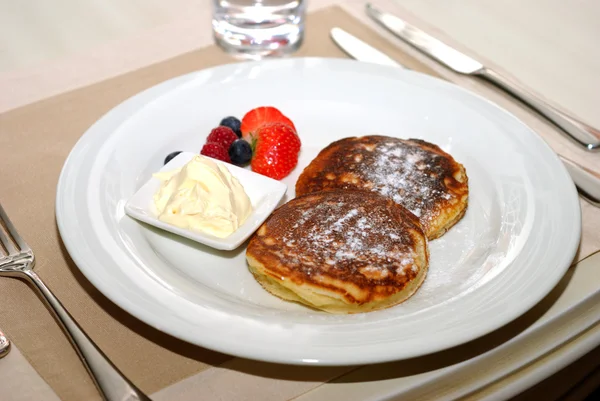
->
xmin=212 ymin=0 xmax=306 ymax=59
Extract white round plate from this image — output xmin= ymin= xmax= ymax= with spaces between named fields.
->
xmin=56 ymin=58 xmax=581 ymax=365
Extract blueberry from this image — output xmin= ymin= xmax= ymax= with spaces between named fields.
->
xmin=220 ymin=116 xmax=242 ymax=137
xmin=164 ymin=151 xmax=182 ymax=165
xmin=228 ymin=139 xmax=252 ymax=166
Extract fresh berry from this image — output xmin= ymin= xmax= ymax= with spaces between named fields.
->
xmin=228 ymin=139 xmax=253 ymax=166
xmin=206 ymin=126 xmax=238 ymax=149
xmin=241 ymin=106 xmax=297 ymax=142
xmin=251 ymin=123 xmax=301 ymax=180
xmin=164 ymin=151 xmax=182 ymax=165
xmin=219 ymin=116 xmax=242 ymax=137
xmin=200 ymin=143 xmax=231 ymax=163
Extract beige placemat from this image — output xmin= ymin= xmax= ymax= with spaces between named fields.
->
xmin=1 ymin=4 xmax=599 ymax=401
xmin=0 ymin=6 xmax=445 ymax=401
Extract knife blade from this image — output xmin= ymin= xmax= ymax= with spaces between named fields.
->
xmin=366 ymin=3 xmax=600 ymax=151
xmin=330 ymin=27 xmax=401 ymax=68
xmin=329 ymin=27 xmax=600 ymax=207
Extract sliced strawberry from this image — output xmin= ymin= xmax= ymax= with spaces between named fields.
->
xmin=241 ymin=106 xmax=297 ymax=142
xmin=251 ymin=123 xmax=301 ymax=180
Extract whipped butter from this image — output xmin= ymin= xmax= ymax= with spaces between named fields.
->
xmin=153 ymin=155 xmax=252 ymax=238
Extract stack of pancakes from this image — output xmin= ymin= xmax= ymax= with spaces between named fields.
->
xmin=247 ymin=135 xmax=469 ymax=313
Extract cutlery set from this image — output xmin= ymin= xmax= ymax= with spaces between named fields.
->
xmin=332 ymin=3 xmax=600 ymax=206
xmin=1 ymin=3 xmax=599 ymax=401
xmin=0 ymin=204 xmax=151 ymax=400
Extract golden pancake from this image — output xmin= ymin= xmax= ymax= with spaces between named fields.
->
xmin=295 ymin=135 xmax=468 ymax=239
xmin=246 ymin=190 xmax=429 ymax=314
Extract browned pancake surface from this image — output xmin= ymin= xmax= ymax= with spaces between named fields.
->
xmin=295 ymin=135 xmax=468 ymax=239
xmin=246 ymin=190 xmax=427 ymax=307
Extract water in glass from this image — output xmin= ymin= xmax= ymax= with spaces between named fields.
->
xmin=212 ymin=0 xmax=306 ymax=58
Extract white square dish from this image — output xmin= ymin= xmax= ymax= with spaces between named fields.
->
xmin=124 ymin=152 xmax=287 ymax=250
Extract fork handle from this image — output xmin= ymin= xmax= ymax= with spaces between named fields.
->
xmin=477 ymin=67 xmax=600 ymax=151
xmin=0 ymin=328 xmax=10 ymax=358
xmin=22 ymin=270 xmax=151 ymax=401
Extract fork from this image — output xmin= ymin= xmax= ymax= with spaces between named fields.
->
xmin=0 ymin=203 xmax=151 ymax=401
xmin=0 ymin=327 xmax=9 ymax=358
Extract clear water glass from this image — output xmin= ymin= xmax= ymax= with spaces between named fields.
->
xmin=212 ymin=0 xmax=306 ymax=59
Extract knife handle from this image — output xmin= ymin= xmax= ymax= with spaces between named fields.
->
xmin=478 ymin=68 xmax=600 ymax=151
xmin=559 ymin=155 xmax=600 ymax=207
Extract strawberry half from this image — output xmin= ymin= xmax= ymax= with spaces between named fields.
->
xmin=241 ymin=106 xmax=297 ymax=142
xmin=251 ymin=123 xmax=301 ymax=180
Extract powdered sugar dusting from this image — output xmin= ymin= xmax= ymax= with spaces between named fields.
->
xmin=279 ymin=195 xmax=418 ymax=277
xmin=360 ymin=140 xmax=453 ymax=222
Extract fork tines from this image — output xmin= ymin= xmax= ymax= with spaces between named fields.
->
xmin=0 ymin=204 xmax=31 ymax=257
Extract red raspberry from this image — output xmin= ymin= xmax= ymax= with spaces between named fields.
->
xmin=200 ymin=143 xmax=231 ymax=163
xmin=206 ymin=126 xmax=238 ymax=149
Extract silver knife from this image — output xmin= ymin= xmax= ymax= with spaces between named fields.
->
xmin=330 ymin=27 xmax=400 ymax=68
xmin=365 ymin=3 xmax=600 ymax=152
xmin=329 ymin=27 xmax=600 ymax=207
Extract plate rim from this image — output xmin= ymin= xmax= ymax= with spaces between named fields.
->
xmin=55 ymin=57 xmax=582 ymax=365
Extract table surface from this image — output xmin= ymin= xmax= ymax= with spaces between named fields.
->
xmin=1 ymin=0 xmax=599 ymax=125
xmin=1 ymin=0 xmax=599 ymax=400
